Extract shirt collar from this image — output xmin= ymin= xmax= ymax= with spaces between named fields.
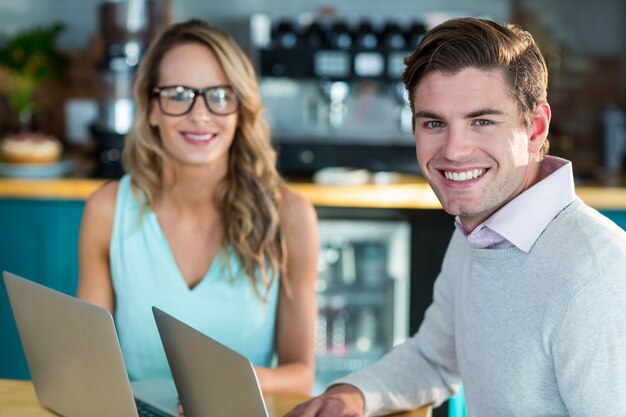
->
xmin=455 ymin=156 xmax=576 ymax=252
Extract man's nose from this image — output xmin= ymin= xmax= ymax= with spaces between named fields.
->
xmin=440 ymin=126 xmax=472 ymax=160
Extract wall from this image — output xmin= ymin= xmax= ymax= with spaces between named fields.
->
xmin=0 ymin=0 xmax=508 ymax=49
xmin=1 ymin=2 xmax=623 ymax=99
xmin=0 ymin=1 xmax=623 ymax=86
xmin=0 ymin=0 xmax=100 ymax=49
xmin=0 ymin=0 xmax=623 ymax=56
xmin=523 ymin=0 xmax=626 ymax=57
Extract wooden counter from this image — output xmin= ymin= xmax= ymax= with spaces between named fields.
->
xmin=0 ymin=177 xmax=442 ymax=209
xmin=1 ymin=177 xmax=626 ymax=210
xmin=0 ymin=379 xmax=431 ymax=417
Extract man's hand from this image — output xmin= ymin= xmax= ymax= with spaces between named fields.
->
xmin=283 ymin=384 xmax=365 ymax=417
xmin=177 ymin=396 xmax=184 ymax=416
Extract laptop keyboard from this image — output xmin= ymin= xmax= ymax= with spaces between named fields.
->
xmin=135 ymin=398 xmax=171 ymax=417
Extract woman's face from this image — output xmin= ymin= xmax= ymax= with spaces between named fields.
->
xmin=149 ymin=42 xmax=238 ymax=171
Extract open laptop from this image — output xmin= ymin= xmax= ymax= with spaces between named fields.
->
xmin=2 ymin=271 xmax=179 ymax=417
xmin=152 ymin=306 xmax=270 ymax=417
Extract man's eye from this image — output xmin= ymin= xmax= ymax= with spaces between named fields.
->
xmin=473 ymin=119 xmax=493 ymax=126
xmin=424 ymin=120 xmax=444 ymax=128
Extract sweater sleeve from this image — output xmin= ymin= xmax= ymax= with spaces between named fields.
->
xmin=332 ymin=235 xmax=464 ymax=416
xmin=553 ymin=272 xmax=626 ymax=417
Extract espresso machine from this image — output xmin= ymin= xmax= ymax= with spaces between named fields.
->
xmin=92 ymin=0 xmax=162 ymax=178
xmin=250 ymin=14 xmax=426 ymax=177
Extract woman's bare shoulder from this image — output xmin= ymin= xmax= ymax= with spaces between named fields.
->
xmin=280 ymin=187 xmax=315 ymax=217
xmin=279 ymin=186 xmax=316 ymax=225
xmin=84 ymin=179 xmax=120 ymax=219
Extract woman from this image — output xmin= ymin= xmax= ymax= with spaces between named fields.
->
xmin=77 ymin=19 xmax=319 ymax=395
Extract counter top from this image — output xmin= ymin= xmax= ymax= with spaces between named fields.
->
xmin=0 ymin=177 xmax=626 ymax=210
xmin=0 ymin=379 xmax=431 ymax=417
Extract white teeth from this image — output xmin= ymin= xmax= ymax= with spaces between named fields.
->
xmin=444 ymin=169 xmax=485 ymax=182
xmin=185 ymin=133 xmax=214 ymax=141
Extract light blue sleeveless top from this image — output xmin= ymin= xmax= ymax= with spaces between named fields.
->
xmin=111 ymin=175 xmax=279 ymax=381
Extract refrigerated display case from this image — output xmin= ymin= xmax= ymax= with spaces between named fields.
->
xmin=313 ymin=219 xmax=411 ymax=394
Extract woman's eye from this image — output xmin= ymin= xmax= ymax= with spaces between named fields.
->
xmin=210 ymin=89 xmax=231 ymax=104
xmin=162 ymin=88 xmax=193 ymax=102
xmin=173 ymin=91 xmax=193 ymax=102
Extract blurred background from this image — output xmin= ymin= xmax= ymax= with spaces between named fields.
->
xmin=0 ymin=0 xmax=624 ymax=180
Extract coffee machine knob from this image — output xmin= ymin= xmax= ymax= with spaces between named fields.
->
xmin=355 ymin=20 xmax=379 ymax=50
xmin=300 ymin=149 xmax=315 ymax=164
xmin=302 ymin=21 xmax=325 ymax=49
xmin=406 ymin=21 xmax=427 ymax=49
xmin=273 ymin=20 xmax=299 ymax=49
xmin=326 ymin=20 xmax=352 ymax=50
xmin=382 ymin=21 xmax=407 ymax=50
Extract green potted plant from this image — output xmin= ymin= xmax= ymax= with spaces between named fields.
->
xmin=0 ymin=23 xmax=69 ymax=132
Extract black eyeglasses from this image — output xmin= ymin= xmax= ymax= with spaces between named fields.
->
xmin=152 ymin=85 xmax=240 ymax=116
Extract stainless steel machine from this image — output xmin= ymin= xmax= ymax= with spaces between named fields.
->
xmin=249 ymin=14 xmax=426 ymax=176
xmin=92 ymin=0 xmax=163 ymax=178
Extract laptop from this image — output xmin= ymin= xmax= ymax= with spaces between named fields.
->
xmin=3 ymin=271 xmax=179 ymax=417
xmin=152 ymin=306 xmax=270 ymax=417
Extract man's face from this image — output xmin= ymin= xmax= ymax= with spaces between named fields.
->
xmin=412 ymin=67 xmax=549 ymax=232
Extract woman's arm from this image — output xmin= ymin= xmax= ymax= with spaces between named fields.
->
xmin=255 ymin=187 xmax=319 ymax=395
xmin=76 ymin=180 xmax=119 ymax=314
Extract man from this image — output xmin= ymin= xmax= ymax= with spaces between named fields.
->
xmin=285 ymin=17 xmax=626 ymax=417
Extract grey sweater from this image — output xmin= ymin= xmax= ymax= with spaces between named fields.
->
xmin=336 ymin=198 xmax=626 ymax=417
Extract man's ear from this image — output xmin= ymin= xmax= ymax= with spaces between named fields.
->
xmin=528 ymin=102 xmax=551 ymax=154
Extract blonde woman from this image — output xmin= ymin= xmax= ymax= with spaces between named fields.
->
xmin=77 ymin=19 xmax=318 ymax=395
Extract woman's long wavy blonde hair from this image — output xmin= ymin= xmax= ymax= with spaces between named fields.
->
xmin=123 ymin=19 xmax=285 ymax=298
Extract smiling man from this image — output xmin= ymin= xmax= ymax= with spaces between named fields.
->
xmin=413 ymin=66 xmax=550 ymax=234
xmin=285 ymin=17 xmax=626 ymax=417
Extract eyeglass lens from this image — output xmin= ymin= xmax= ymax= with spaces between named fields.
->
xmin=155 ymin=86 xmax=239 ymax=116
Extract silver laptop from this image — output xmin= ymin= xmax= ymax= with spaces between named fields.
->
xmin=152 ymin=306 xmax=270 ymax=417
xmin=2 ymin=271 xmax=179 ymax=417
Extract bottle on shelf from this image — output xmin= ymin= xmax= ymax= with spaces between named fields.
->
xmin=355 ymin=307 xmax=380 ymax=355
xmin=330 ymin=309 xmax=350 ymax=357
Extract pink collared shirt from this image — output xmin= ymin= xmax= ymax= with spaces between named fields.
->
xmin=454 ymin=156 xmax=576 ymax=252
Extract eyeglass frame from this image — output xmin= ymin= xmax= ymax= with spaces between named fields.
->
xmin=151 ymin=84 xmax=240 ymax=116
